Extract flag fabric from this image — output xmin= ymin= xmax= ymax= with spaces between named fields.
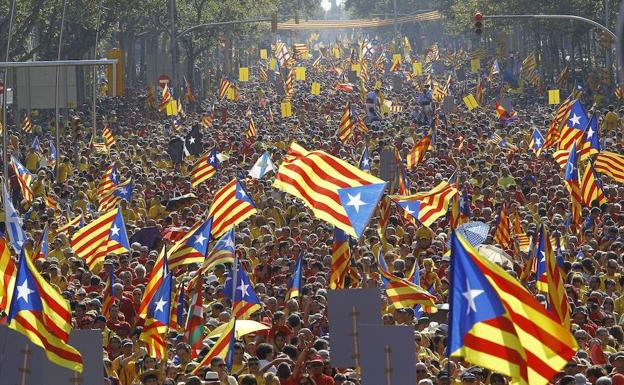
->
xmin=564 ymin=143 xmax=583 ymax=226
xmin=97 ymin=165 xmax=120 ymax=197
xmin=146 ymin=85 xmax=155 ymax=109
xmin=448 ymin=231 xmax=577 ymax=385
xmin=202 ymin=113 xmax=213 ymax=128
xmin=184 ymin=76 xmax=196 ymax=103
xmin=159 ymin=85 xmax=172 ymax=111
xmin=32 ymin=136 xmax=42 ymax=152
xmin=56 ymin=214 xmax=83 ymax=235
xmin=168 ymin=217 xmax=213 ymax=269
xmin=287 ymin=251 xmax=304 ymax=299
xmin=207 ymin=179 xmax=257 ymax=238
xmin=246 ymin=118 xmax=257 ymax=139
xmin=101 ymin=268 xmax=116 ymax=317
xmin=275 ymin=42 xmax=291 ymax=66
xmin=359 ymin=147 xmax=371 ymax=172
xmin=184 ymin=282 xmax=204 ymax=359
xmin=186 ymin=229 xmax=237 ymax=294
xmin=595 ymin=151 xmax=624 ymax=183
xmin=70 ymin=208 xmax=130 ymax=270
xmin=493 ymin=206 xmax=512 ymax=249
xmin=511 ymin=213 xmax=530 ymax=253
xmin=98 ymin=180 xmax=132 ymax=212
xmin=35 ymin=224 xmax=49 ymax=260
xmin=7 ymin=250 xmax=83 ymax=372
xmin=138 ymin=247 xmax=167 ymax=317
xmin=259 ymin=65 xmax=268 ymax=82
xmin=494 ymin=102 xmax=519 ymax=126
xmin=218 ymin=77 xmax=232 ymax=98
xmin=248 ymin=151 xmax=275 ymax=179
xmin=191 ymin=149 xmax=219 ymax=187
xmin=191 ymin=318 xmax=236 ymax=375
xmin=169 ymin=282 xmax=185 ymax=329
xmin=581 ymin=163 xmax=607 ymax=207
xmin=577 ymin=114 xmax=600 ymax=161
xmin=22 ymin=114 xmax=33 ymax=133
xmin=337 ymin=102 xmax=354 ymax=143
xmin=273 ymin=142 xmax=387 ymax=238
xmin=529 ymin=128 xmax=545 ymax=156
xmin=390 ymin=56 xmax=401 ymax=72
xmin=389 ymin=181 xmax=458 ymax=227
xmin=559 ymin=100 xmax=588 ymax=151
xmin=557 ymin=65 xmax=569 ymax=89
xmin=141 ymin=249 xmax=172 ymax=359
xmin=293 ymin=43 xmax=309 ymax=57
xmin=284 ymin=69 xmax=295 ymax=99
xmin=102 ymin=127 xmax=116 ymax=148
xmin=10 ymin=156 xmax=34 ymax=203
xmin=533 ymin=225 xmax=570 ymax=326
xmin=49 ymin=142 xmax=58 ymax=167
xmin=377 ymin=252 xmax=436 ymax=308
xmin=224 ymin=264 xmax=261 ymax=319
xmin=616 ymin=86 xmax=624 ymax=100
xmin=329 ymin=227 xmax=351 ymax=289
xmin=3 ymin=184 xmax=27 ymax=254
xmin=544 ymin=96 xmax=575 ymax=148
xmin=406 ymin=134 xmax=431 ymax=169
xmin=0 ymin=239 xmax=17 ymax=313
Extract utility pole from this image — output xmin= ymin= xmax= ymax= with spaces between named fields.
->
xmin=169 ymin=0 xmax=177 ymax=91
xmin=92 ymin=0 xmax=105 ymax=140
xmin=2 ymin=0 xmax=16 ymax=184
xmin=393 ymin=0 xmax=398 ymax=33
xmin=605 ymin=0 xmax=611 ymax=73
xmin=54 ymin=0 xmax=68 ymax=180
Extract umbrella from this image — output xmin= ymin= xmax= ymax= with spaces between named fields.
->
xmin=456 ymin=221 xmax=490 ymax=247
xmin=475 ymin=244 xmax=513 ymax=269
xmin=206 ymin=320 xmax=270 ymax=339
xmin=165 ymin=192 xmax=197 ymax=211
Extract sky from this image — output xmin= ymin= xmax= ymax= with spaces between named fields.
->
xmin=320 ymin=0 xmax=343 ymax=11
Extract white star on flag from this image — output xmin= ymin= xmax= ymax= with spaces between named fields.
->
xmin=462 ymin=279 xmax=484 ymax=314
xmin=346 ymin=193 xmax=366 ymax=213
xmin=194 ymin=233 xmax=207 ymax=246
xmin=569 ymin=114 xmax=581 ymax=127
xmin=16 ymin=280 xmax=35 ymax=303
xmin=188 ymin=137 xmax=196 ymax=144
xmin=586 ymin=127 xmax=594 ymax=138
xmin=110 ymin=225 xmax=121 ymax=237
xmin=238 ymin=282 xmax=250 ymax=297
xmin=154 ymin=297 xmax=168 ymax=313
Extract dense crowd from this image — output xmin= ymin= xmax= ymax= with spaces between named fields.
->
xmin=2 ymin=42 xmax=624 ymax=385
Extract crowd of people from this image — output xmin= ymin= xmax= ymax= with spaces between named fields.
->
xmin=2 ymin=37 xmax=624 ymax=385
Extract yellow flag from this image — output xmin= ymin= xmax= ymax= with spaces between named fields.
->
xmin=295 ymin=67 xmax=306 ymax=81
xmin=311 ymin=82 xmax=321 ymax=95
xmin=333 ymin=47 xmax=341 ymax=59
xmin=227 ymin=87 xmax=236 ymax=100
xmin=392 ymin=53 xmax=402 ymax=63
xmin=281 ymin=101 xmax=292 ymax=117
xmin=239 ymin=67 xmax=249 ymax=82
xmin=269 ymin=58 xmax=277 ymax=69
xmin=260 ymin=49 xmax=268 ymax=59
xmin=548 ymin=89 xmax=560 ymax=105
xmin=413 ymin=62 xmax=423 ymax=76
xmin=375 ymin=80 xmax=382 ymax=90
xmin=166 ymin=100 xmax=177 ymax=116
xmin=351 ymin=63 xmax=361 ymax=76
xmin=470 ymin=59 xmax=480 ymax=73
xmin=463 ymin=94 xmax=478 ymax=110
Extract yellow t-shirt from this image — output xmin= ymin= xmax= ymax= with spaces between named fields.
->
xmin=605 ymin=111 xmax=619 ymax=131
xmin=25 ymin=152 xmax=40 ymax=172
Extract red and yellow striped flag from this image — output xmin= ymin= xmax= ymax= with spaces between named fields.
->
xmin=337 ymin=102 xmax=354 ymax=143
xmin=159 ymin=85 xmax=172 ymax=112
xmin=329 ymin=227 xmax=351 ymax=289
xmin=246 ymin=118 xmax=257 ymax=139
xmin=406 ymin=134 xmax=431 ymax=169
xmin=22 ymin=114 xmax=33 ymax=133
xmin=70 ymin=209 xmax=118 ymax=269
xmin=207 ymin=179 xmax=257 ymax=238
xmin=0 ymin=239 xmax=16 ymax=313
xmin=581 ymin=162 xmax=607 ymax=207
xmin=493 ymin=205 xmax=512 ymax=249
xmin=595 ymin=151 xmax=624 ymax=184
xmin=102 ymin=127 xmax=116 ymax=148
xmin=190 ymin=149 xmax=219 ymax=188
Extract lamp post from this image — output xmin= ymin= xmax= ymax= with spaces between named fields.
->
xmin=54 ymin=0 xmax=68 ymax=180
xmin=2 ymin=0 xmax=16 ymax=185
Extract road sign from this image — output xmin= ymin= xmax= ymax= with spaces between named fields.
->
xmin=158 ymin=74 xmax=171 ymax=88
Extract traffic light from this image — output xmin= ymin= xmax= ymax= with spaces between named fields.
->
xmin=474 ymin=12 xmax=483 ymax=35
xmin=271 ymin=13 xmax=278 ymax=32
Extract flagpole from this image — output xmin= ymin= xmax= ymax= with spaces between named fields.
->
xmin=54 ymin=0 xmax=68 ymax=181
xmin=92 ymin=0 xmax=105 ymax=140
xmin=2 ymin=0 xmax=16 ymax=186
xmin=231 ymin=233 xmax=238 ymax=309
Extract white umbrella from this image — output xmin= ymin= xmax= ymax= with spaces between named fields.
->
xmin=475 ymin=244 xmax=514 ymax=269
xmin=206 ymin=320 xmax=270 ymax=339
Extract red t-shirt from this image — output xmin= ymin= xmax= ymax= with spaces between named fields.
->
xmin=311 ymin=373 xmax=335 ymax=385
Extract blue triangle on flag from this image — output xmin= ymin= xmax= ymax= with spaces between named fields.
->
xmin=396 ymin=199 xmax=421 ymax=220
xmin=337 ymin=182 xmax=387 ymax=238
